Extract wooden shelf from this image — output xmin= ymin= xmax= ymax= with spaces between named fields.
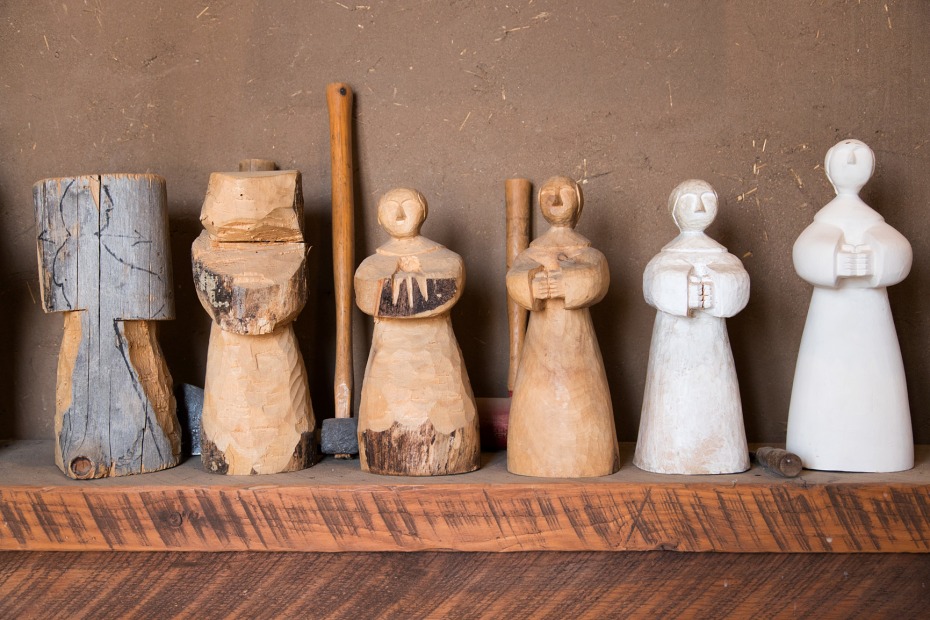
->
xmin=1 ymin=440 xmax=928 ymax=553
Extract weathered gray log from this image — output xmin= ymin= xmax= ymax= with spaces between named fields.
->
xmin=34 ymin=174 xmax=180 ymax=479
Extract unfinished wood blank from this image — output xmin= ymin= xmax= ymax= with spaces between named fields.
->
xmin=193 ymin=168 xmax=315 ymax=475
xmin=33 ymin=174 xmax=180 ymax=479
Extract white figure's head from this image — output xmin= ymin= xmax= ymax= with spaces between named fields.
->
xmin=539 ymin=176 xmax=583 ymax=228
xmin=377 ymin=187 xmax=428 ymax=238
xmin=825 ymin=139 xmax=875 ymax=196
xmin=668 ymin=179 xmax=718 ymax=232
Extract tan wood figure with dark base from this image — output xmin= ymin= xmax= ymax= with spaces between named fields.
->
xmin=506 ymin=176 xmax=620 ymax=478
xmin=354 ymin=188 xmax=480 ymax=476
xmin=33 ymin=174 xmax=180 ymax=479
xmin=192 ymin=163 xmax=316 ymax=475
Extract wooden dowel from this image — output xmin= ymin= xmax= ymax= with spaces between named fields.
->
xmin=505 ymin=178 xmax=531 ymax=392
xmin=238 ymin=159 xmax=277 ymax=172
xmin=327 ymin=83 xmax=355 ymax=424
xmin=754 ymin=447 xmax=803 ymax=478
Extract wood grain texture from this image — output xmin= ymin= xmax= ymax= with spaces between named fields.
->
xmin=1 ymin=551 xmax=929 ymax=618
xmin=1 ymin=441 xmax=929 ymax=553
xmin=33 ymin=174 xmax=179 ymax=479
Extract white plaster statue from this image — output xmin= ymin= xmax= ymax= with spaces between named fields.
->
xmin=634 ymin=179 xmax=750 ymax=475
xmin=506 ymin=176 xmax=619 ymax=478
xmin=787 ymin=139 xmax=913 ymax=472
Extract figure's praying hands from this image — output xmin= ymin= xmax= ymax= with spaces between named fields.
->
xmin=688 ymin=274 xmax=714 ymax=310
xmin=836 ymin=244 xmax=872 ymax=278
xmin=532 ymin=269 xmax=564 ymax=300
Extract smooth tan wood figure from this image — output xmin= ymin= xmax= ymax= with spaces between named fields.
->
xmin=355 ymin=188 xmax=480 ymax=476
xmin=34 ymin=174 xmax=180 ymax=479
xmin=193 ymin=167 xmax=316 ymax=475
xmin=506 ymin=176 xmax=619 ymax=478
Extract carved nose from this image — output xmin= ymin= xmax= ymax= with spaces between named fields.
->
xmin=694 ymin=201 xmax=706 ymax=213
xmin=847 ymin=150 xmax=857 ymax=165
xmin=551 ymin=196 xmax=562 ymax=207
xmin=396 ymin=210 xmax=406 ymax=222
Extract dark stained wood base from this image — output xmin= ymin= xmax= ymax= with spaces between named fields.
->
xmin=1 ymin=551 xmax=929 ymax=617
xmin=2 ymin=441 xmax=929 ymax=553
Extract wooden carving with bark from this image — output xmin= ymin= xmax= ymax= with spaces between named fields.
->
xmin=354 ymin=188 xmax=480 ymax=476
xmin=34 ymin=174 xmax=180 ymax=479
xmin=192 ymin=163 xmax=316 ymax=475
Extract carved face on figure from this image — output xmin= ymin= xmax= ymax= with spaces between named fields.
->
xmin=825 ymin=139 xmax=875 ymax=196
xmin=378 ymin=188 xmax=428 ymax=239
xmin=669 ymin=179 xmax=718 ymax=233
xmin=539 ymin=176 xmax=583 ymax=228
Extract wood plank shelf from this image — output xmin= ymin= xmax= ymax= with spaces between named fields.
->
xmin=1 ymin=440 xmax=928 ymax=553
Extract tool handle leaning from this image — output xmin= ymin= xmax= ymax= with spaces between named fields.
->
xmin=505 ymin=178 xmax=531 ymax=391
xmin=327 ymin=83 xmax=355 ymax=420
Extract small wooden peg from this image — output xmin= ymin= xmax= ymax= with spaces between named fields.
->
xmin=753 ymin=447 xmax=803 ymax=478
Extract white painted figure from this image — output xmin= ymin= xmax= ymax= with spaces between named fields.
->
xmin=634 ymin=179 xmax=750 ymax=475
xmin=787 ymin=139 xmax=913 ymax=472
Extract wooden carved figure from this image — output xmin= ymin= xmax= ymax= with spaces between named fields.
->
xmin=506 ymin=176 xmax=619 ymax=478
xmin=34 ymin=174 xmax=179 ymax=479
xmin=193 ymin=165 xmax=316 ymax=475
xmin=355 ymin=188 xmax=479 ymax=476
xmin=634 ymin=180 xmax=750 ymax=475
xmin=787 ymin=139 xmax=913 ymax=472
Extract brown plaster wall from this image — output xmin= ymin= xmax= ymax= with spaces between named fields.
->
xmin=1 ymin=1 xmax=928 ymax=442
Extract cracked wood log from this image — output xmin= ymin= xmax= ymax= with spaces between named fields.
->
xmin=193 ymin=169 xmax=316 ymax=475
xmin=33 ymin=174 xmax=180 ymax=479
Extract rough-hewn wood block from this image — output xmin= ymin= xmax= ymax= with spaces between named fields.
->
xmin=1 ymin=441 xmax=928 ymax=553
xmin=191 ymin=232 xmax=307 ymax=335
xmin=200 ymin=171 xmax=303 ymax=242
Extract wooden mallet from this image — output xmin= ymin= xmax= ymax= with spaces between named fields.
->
xmin=321 ymin=82 xmax=359 ymax=458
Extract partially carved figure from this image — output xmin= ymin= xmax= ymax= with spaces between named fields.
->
xmin=506 ymin=176 xmax=619 ymax=478
xmin=355 ymin=188 xmax=480 ymax=476
xmin=193 ymin=165 xmax=316 ymax=475
xmin=634 ymin=180 xmax=750 ymax=475
xmin=787 ymin=139 xmax=913 ymax=472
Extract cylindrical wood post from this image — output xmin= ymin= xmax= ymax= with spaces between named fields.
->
xmin=238 ymin=159 xmax=277 ymax=172
xmin=327 ymin=83 xmax=355 ymax=430
xmin=505 ymin=178 xmax=531 ymax=392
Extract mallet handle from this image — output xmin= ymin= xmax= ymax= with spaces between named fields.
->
xmin=327 ymin=83 xmax=355 ymax=420
xmin=505 ymin=178 xmax=531 ymax=391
